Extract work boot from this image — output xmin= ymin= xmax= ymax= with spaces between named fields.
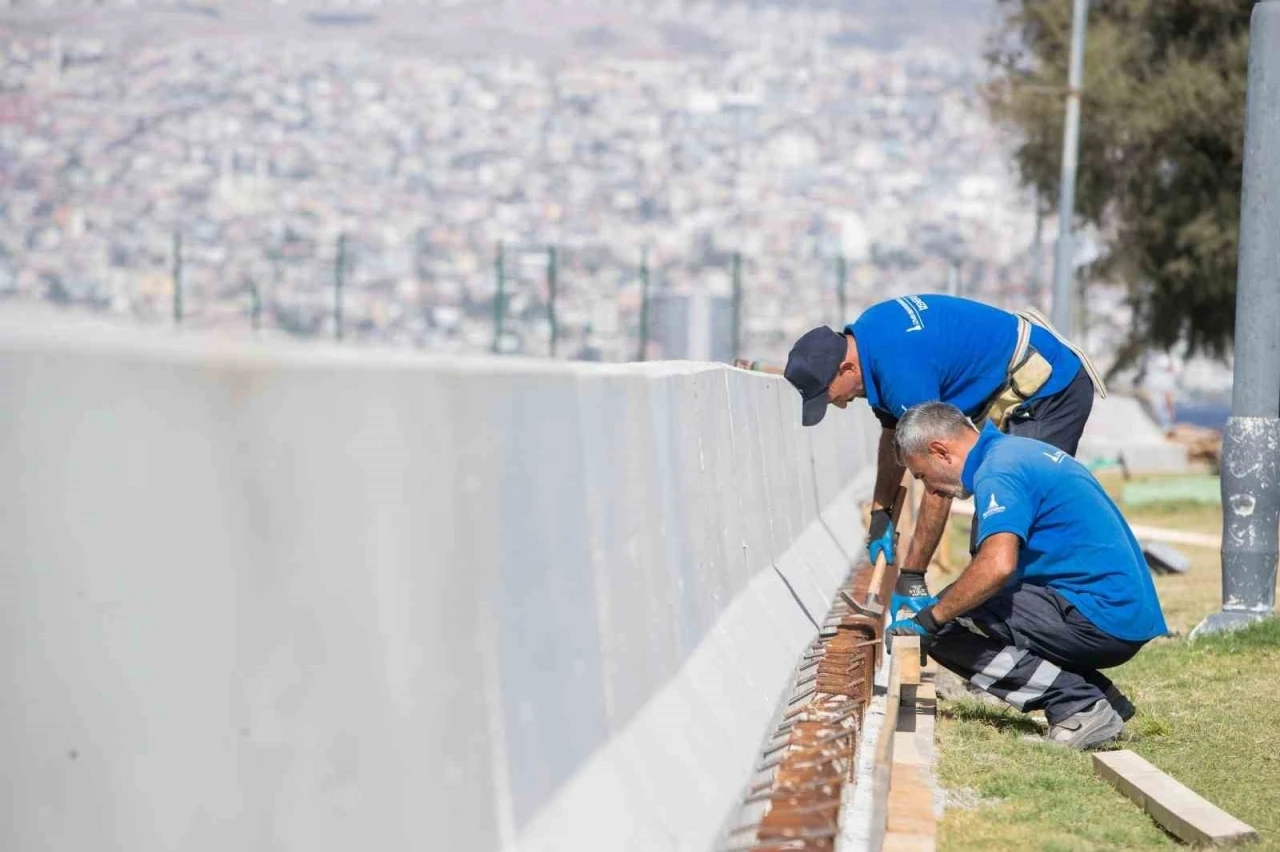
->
xmin=1105 ymin=685 xmax=1136 ymax=722
xmin=1038 ymin=699 xmax=1124 ymax=750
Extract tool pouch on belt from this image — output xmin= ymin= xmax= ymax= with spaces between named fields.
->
xmin=986 ymin=337 xmax=1053 ymax=430
xmin=984 ymin=309 xmax=1107 ymax=431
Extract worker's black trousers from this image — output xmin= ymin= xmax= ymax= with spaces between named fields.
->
xmin=928 ymin=582 xmax=1149 ymax=724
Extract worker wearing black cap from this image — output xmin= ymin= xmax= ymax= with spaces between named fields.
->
xmin=783 ymin=295 xmax=1105 ymax=614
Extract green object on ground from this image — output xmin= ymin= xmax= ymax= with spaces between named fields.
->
xmin=1122 ymin=476 xmax=1220 ymax=508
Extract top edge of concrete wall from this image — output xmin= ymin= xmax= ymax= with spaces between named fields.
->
xmin=0 ymin=310 xmax=783 ymax=380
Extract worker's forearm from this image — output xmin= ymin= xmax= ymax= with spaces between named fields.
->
xmin=899 ymin=490 xmax=951 ymax=572
xmin=872 ymin=428 xmax=905 ymax=510
xmin=931 ymin=534 xmax=1019 ymax=623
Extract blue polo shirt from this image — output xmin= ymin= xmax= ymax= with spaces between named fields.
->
xmin=847 ymin=295 xmax=1081 ymax=427
xmin=962 ymin=424 xmax=1168 ymax=642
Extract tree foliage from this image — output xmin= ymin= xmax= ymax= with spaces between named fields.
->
xmin=984 ymin=0 xmax=1254 ymax=358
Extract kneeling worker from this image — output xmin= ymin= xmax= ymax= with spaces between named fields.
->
xmin=886 ymin=402 xmax=1166 ymax=749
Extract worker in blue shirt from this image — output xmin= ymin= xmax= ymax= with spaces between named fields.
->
xmin=886 ymin=402 xmax=1167 ymax=749
xmin=783 ymin=295 xmax=1106 ymax=613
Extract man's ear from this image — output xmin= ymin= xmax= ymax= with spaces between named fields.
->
xmin=928 ymin=439 xmax=950 ymax=460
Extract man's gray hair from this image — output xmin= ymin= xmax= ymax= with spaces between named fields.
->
xmin=894 ymin=402 xmax=977 ymax=459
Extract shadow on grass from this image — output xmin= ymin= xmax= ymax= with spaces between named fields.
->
xmin=941 ymin=700 xmax=1044 ymax=736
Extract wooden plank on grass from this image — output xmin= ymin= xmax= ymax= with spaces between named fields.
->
xmin=1093 ymin=750 xmax=1259 ymax=846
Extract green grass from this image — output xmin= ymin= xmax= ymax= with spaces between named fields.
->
xmin=938 ymin=621 xmax=1280 ymax=851
xmin=934 ymin=479 xmax=1280 ymax=851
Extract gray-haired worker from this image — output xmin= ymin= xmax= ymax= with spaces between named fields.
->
xmin=886 ymin=402 xmax=1166 ymax=749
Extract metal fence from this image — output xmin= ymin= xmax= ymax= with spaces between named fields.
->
xmin=27 ymin=223 xmax=1041 ymax=365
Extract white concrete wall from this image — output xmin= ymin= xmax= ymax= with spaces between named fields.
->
xmin=0 ymin=316 xmax=879 ymax=852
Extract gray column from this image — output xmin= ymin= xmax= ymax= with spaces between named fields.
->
xmin=1192 ymin=0 xmax=1280 ymax=638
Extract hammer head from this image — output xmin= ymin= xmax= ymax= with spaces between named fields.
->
xmin=841 ymin=588 xmax=883 ymax=620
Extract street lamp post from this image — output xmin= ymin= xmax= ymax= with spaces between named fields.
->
xmin=1192 ymin=1 xmax=1280 ymax=638
xmin=1050 ymin=0 xmax=1089 ymax=334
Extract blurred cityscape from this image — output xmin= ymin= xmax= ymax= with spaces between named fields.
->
xmin=0 ymin=0 xmax=1061 ymax=363
xmin=0 ymin=0 xmax=1228 ymax=391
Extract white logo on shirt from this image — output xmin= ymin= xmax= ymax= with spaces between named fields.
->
xmin=895 ymin=297 xmax=926 ymax=333
xmin=983 ymin=493 xmax=1007 ymax=519
xmin=1043 ymin=450 xmax=1067 ymax=464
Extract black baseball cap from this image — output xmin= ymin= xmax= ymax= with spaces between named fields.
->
xmin=784 ymin=326 xmax=848 ymax=427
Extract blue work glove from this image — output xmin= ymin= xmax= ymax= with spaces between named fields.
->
xmin=888 ymin=605 xmax=941 ymax=665
xmin=891 ymin=572 xmax=936 ymax=618
xmin=867 ymin=508 xmax=895 ymax=565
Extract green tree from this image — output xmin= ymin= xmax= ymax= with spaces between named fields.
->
xmin=985 ymin=0 xmax=1253 ymax=363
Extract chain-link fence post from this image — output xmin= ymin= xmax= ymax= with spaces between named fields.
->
xmin=249 ymin=276 xmax=261 ymax=331
xmin=835 ymin=253 xmax=847 ymax=325
xmin=636 ymin=246 xmax=650 ymax=362
xmin=546 ymin=245 xmax=558 ymax=358
xmin=731 ymin=251 xmax=743 ymax=362
xmin=334 ymin=233 xmax=346 ymax=342
xmin=492 ymin=240 xmax=506 ymax=354
xmin=172 ymin=230 xmax=183 ymax=325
